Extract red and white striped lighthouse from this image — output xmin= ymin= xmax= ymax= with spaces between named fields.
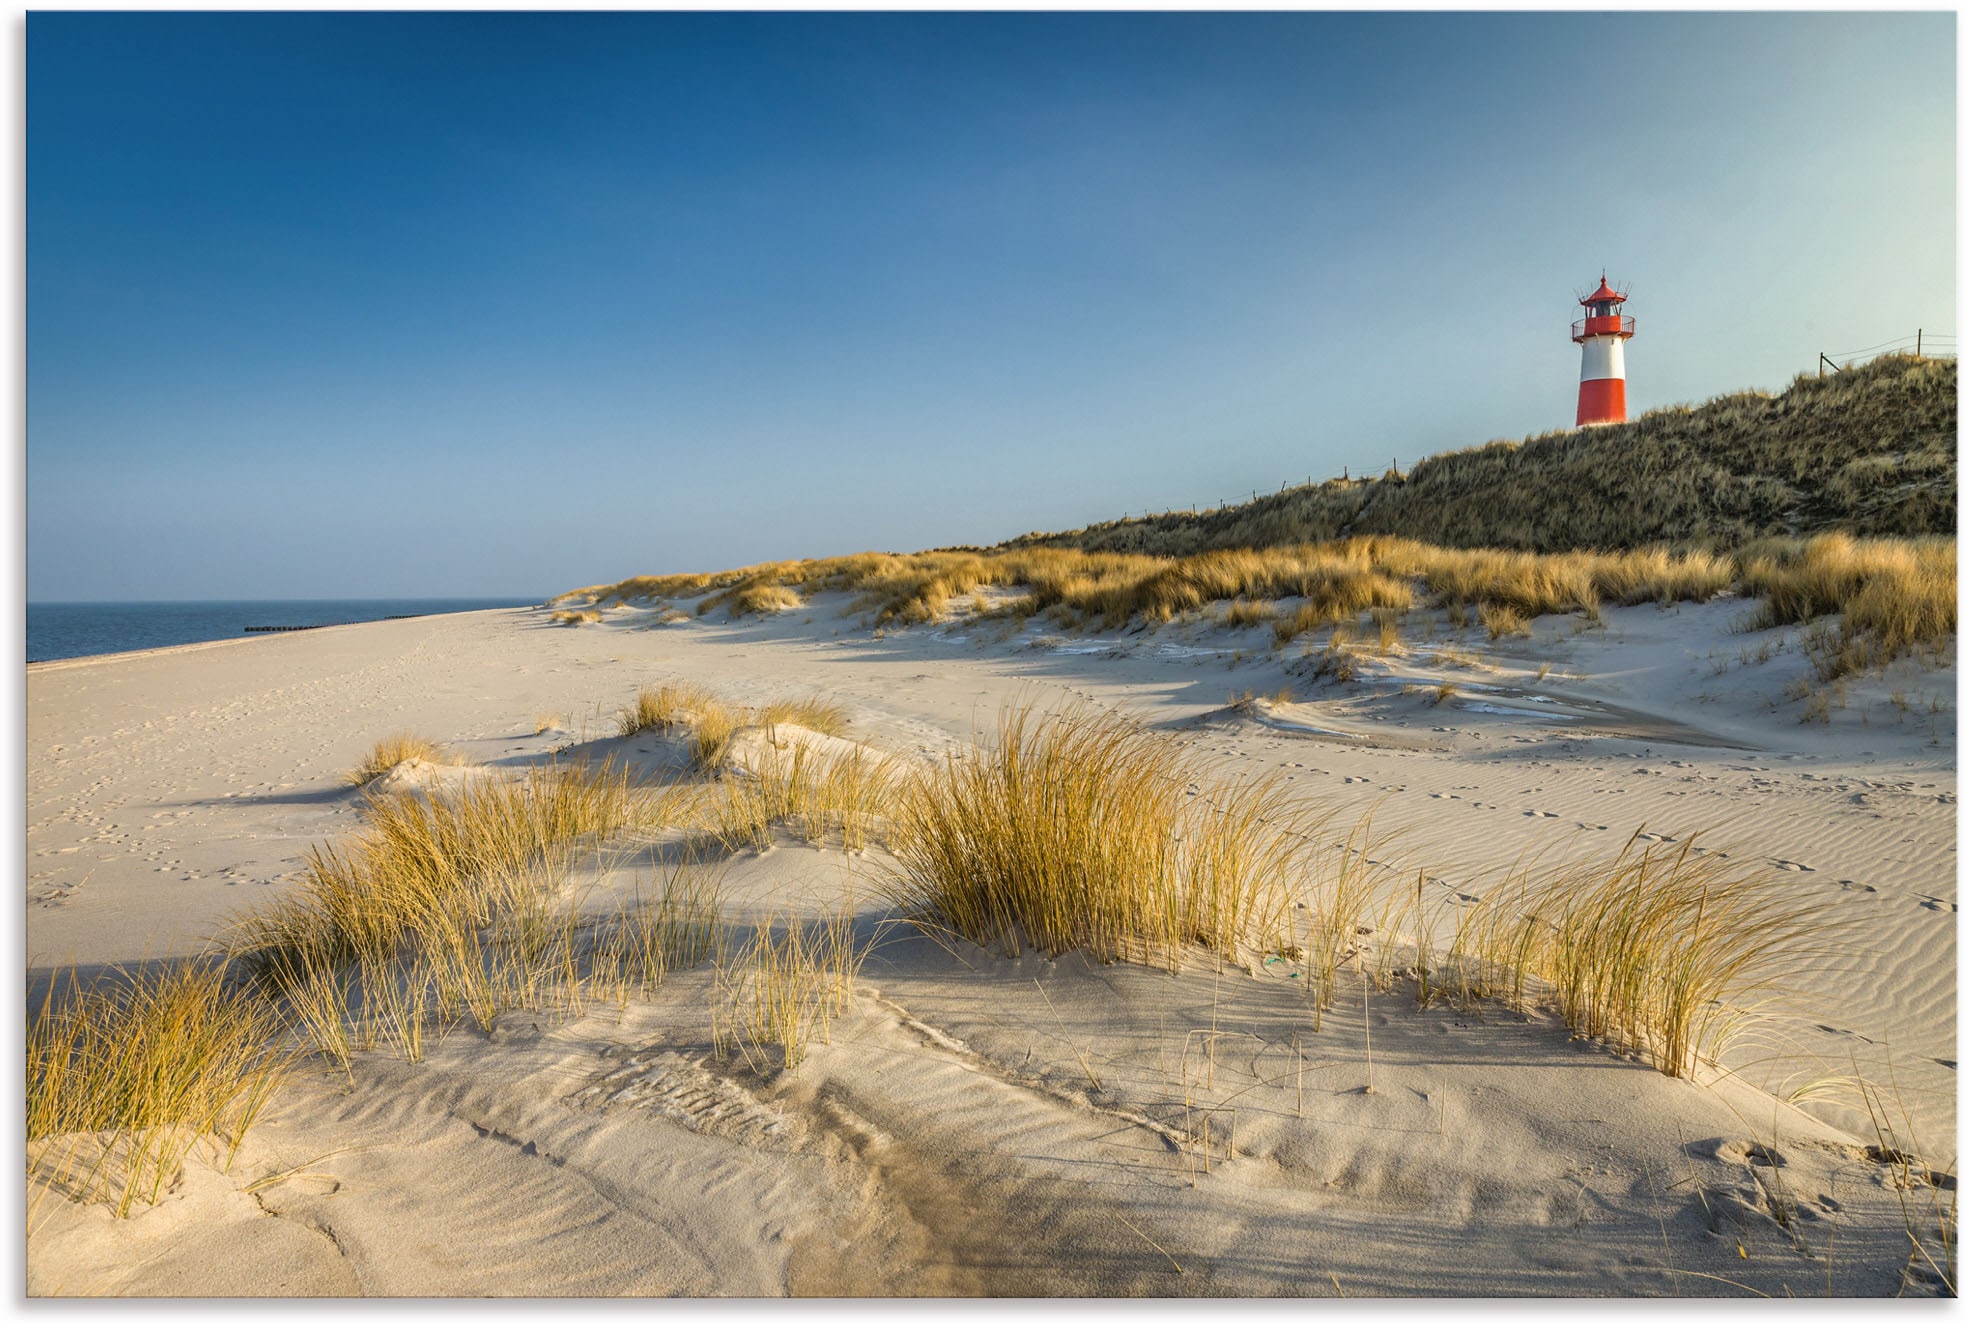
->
xmin=1570 ymin=274 xmax=1635 ymax=426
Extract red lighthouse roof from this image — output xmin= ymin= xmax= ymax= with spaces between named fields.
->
xmin=1580 ymin=275 xmax=1626 ymax=306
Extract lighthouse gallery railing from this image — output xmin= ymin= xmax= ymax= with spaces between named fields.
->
xmin=1571 ymin=315 xmax=1636 ymax=341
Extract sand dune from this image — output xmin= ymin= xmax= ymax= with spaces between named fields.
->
xmin=25 ymin=595 xmax=1956 ymax=1296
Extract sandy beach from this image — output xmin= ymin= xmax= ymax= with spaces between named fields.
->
xmin=24 ymin=595 xmax=1956 ymax=1296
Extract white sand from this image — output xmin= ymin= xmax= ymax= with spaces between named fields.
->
xmin=25 ymin=595 xmax=1957 ymax=1296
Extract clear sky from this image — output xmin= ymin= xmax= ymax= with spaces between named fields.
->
xmin=26 ymin=11 xmax=1956 ymax=601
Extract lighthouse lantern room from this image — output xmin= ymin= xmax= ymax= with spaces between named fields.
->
xmin=1570 ymin=274 xmax=1635 ymax=426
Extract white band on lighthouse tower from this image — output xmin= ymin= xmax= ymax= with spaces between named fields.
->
xmin=1579 ymin=335 xmax=1625 ymax=384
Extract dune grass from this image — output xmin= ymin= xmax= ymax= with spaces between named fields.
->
xmin=1009 ymin=353 xmax=1955 ymax=557
xmin=225 ymin=753 xmax=725 ymax=1074
xmin=1739 ymin=533 xmax=1956 ymax=680
xmin=613 ymin=681 xmax=847 ymax=769
xmin=550 ymin=608 xmax=602 ymax=626
xmin=227 ymin=760 xmax=635 ymax=980
xmin=617 ymin=681 xmax=719 ymax=738
xmin=1223 ymin=598 xmax=1276 ymax=628
xmin=701 ymin=581 xmax=804 ymax=619
xmin=882 ymin=704 xmax=1313 ymax=972
xmin=553 ymin=359 xmax=1952 ymax=681
xmin=714 ymin=908 xmax=867 ymax=1074
xmin=754 ymin=695 xmax=848 ymax=736
xmin=346 ymin=733 xmax=450 ymax=787
xmin=703 ymin=743 xmax=899 ymax=853
xmin=565 ymin=528 xmax=1951 ymax=680
xmin=1461 ymin=833 xmax=1835 ymax=1078
xmin=562 ymin=538 xmax=1752 ymax=648
xmin=28 ymin=960 xmax=288 ymax=1216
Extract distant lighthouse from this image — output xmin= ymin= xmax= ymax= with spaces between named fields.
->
xmin=1571 ymin=274 xmax=1635 ymax=426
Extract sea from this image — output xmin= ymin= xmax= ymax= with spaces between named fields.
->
xmin=26 ymin=598 xmax=542 ymax=664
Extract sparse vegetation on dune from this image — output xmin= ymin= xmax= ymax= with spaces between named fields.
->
xmin=875 ymin=701 xmax=1837 ymax=1083
xmin=700 ymin=744 xmax=898 ymax=854
xmin=564 ymin=538 xmax=1742 ymax=638
xmin=549 ymin=608 xmax=602 ymax=626
xmin=881 ymin=704 xmax=1315 ymax=972
xmin=1739 ymin=532 xmax=1956 ymax=679
xmin=227 ymin=761 xmax=637 ymax=979
xmin=1010 ymin=354 xmax=1956 ymax=556
xmin=616 ymin=682 xmax=847 ymax=768
xmin=346 ymin=733 xmax=451 ymax=787
xmin=28 ymin=960 xmax=288 ymax=1216
xmin=1465 ymin=833 xmax=1836 ymax=1079
xmin=715 ymin=908 xmax=867 ymax=1073
xmin=559 ymin=531 xmax=1945 ymax=681
xmin=617 ymin=682 xmax=720 ymax=738
xmin=702 ymin=581 xmax=804 ymax=619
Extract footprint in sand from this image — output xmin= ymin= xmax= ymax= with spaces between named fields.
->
xmin=1917 ymin=896 xmax=1957 ymax=913
xmin=1838 ymin=880 xmax=1878 ymax=893
xmin=1343 ymin=776 xmax=1370 ymax=785
xmin=1771 ymin=859 xmax=1813 ymax=872
xmin=1524 ymin=809 xmax=1560 ymax=819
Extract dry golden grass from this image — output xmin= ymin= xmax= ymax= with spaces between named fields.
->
xmin=702 ymin=580 xmax=804 ymax=619
xmin=754 ymin=696 xmax=848 ymax=736
xmin=1466 ymin=833 xmax=1835 ymax=1078
xmin=613 ymin=682 xmax=846 ymax=769
xmin=714 ymin=908 xmax=867 ymax=1073
xmin=1740 ymin=533 xmax=1956 ymax=679
xmin=1010 ymin=354 xmax=1954 ymax=556
xmin=701 ymin=744 xmax=899 ymax=853
xmin=28 ymin=960 xmax=288 ymax=1216
xmin=1479 ymin=602 xmax=1530 ymax=639
xmin=556 ymin=358 xmax=1950 ymax=675
xmin=550 ymin=608 xmax=602 ymax=626
xmin=345 ymin=733 xmax=449 ymax=787
xmin=688 ymin=699 xmax=745 ymax=770
xmin=565 ymin=538 xmax=1751 ymax=647
xmin=616 ymin=681 xmax=718 ymax=737
xmin=227 ymin=761 xmax=634 ymax=979
xmin=882 ymin=704 xmax=1312 ymax=972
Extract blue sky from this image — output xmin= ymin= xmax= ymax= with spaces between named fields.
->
xmin=27 ymin=11 xmax=1956 ymax=600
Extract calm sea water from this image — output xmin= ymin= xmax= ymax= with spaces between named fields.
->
xmin=26 ymin=598 xmax=542 ymax=664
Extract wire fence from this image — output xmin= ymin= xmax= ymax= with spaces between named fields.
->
xmin=1819 ymin=330 xmax=1955 ymax=373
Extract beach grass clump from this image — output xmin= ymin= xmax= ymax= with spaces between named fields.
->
xmin=1223 ymin=598 xmax=1276 ymax=628
xmin=27 ymin=960 xmax=288 ymax=1216
xmin=1479 ymin=602 xmax=1530 ymax=640
xmin=550 ymin=608 xmax=603 ymax=626
xmin=688 ymin=699 xmax=746 ymax=770
xmin=346 ymin=733 xmax=450 ymax=787
xmin=226 ymin=761 xmax=634 ymax=979
xmin=617 ymin=681 xmax=718 ymax=737
xmin=702 ymin=580 xmax=804 ymax=619
xmin=754 ymin=695 xmax=848 ymax=737
xmin=715 ymin=909 xmax=866 ymax=1073
xmin=1472 ymin=833 xmax=1833 ymax=1078
xmin=703 ymin=744 xmax=899 ymax=853
xmin=1740 ymin=533 xmax=1956 ymax=679
xmin=883 ymin=704 xmax=1310 ymax=972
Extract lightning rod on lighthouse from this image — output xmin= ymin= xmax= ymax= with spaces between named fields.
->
xmin=1571 ymin=274 xmax=1634 ymax=426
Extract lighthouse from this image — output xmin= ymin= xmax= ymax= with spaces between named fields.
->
xmin=1571 ymin=274 xmax=1635 ymax=426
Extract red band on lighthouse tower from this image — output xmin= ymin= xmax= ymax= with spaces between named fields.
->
xmin=1570 ymin=274 xmax=1634 ymax=427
